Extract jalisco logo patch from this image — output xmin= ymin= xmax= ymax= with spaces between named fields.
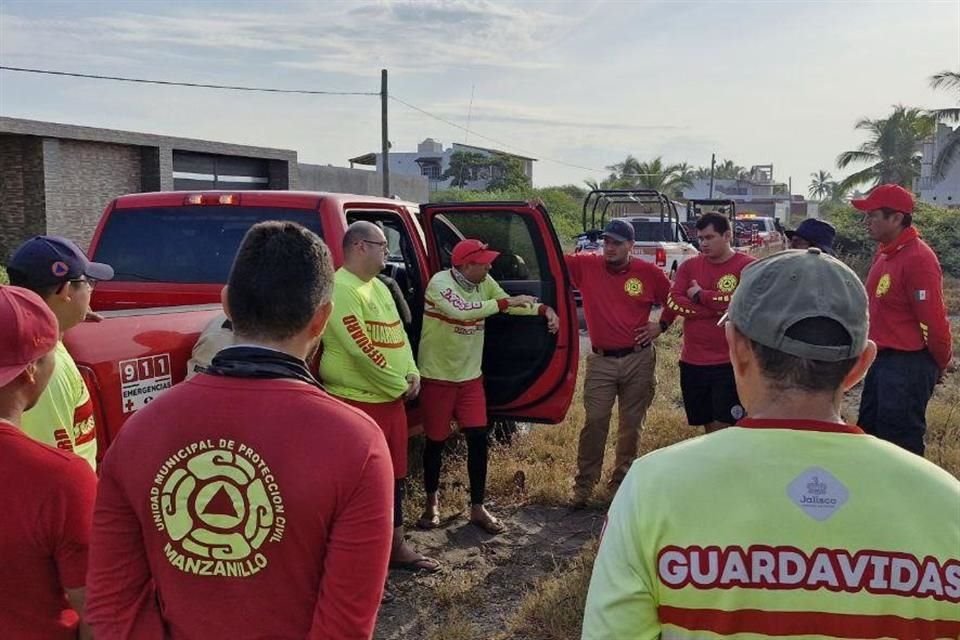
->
xmin=624 ymin=278 xmax=644 ymax=297
xmin=151 ymin=441 xmax=286 ymax=578
xmin=717 ymin=274 xmax=739 ymax=293
xmin=876 ymin=273 xmax=892 ymax=298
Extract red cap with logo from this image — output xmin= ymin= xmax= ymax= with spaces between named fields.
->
xmin=851 ymin=184 xmax=915 ymax=214
xmin=0 ymin=286 xmax=59 ymax=387
xmin=452 ymin=239 xmax=500 ymax=267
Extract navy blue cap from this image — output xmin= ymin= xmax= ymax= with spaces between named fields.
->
xmin=601 ymin=219 xmax=635 ymax=242
xmin=786 ymin=219 xmax=836 ymax=255
xmin=8 ymin=236 xmax=114 ymax=287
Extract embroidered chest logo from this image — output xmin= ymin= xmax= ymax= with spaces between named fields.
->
xmin=624 ymin=278 xmax=644 ymax=297
xmin=717 ymin=274 xmax=739 ymax=293
xmin=152 ymin=441 xmax=286 ymax=578
xmin=876 ymin=273 xmax=892 ymax=298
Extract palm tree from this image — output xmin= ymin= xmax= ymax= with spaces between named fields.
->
xmin=929 ymin=70 xmax=960 ymax=178
xmin=809 ymin=170 xmax=834 ymax=200
xmin=835 ymin=105 xmax=935 ymax=192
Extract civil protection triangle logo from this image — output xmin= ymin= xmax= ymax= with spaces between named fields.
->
xmin=151 ymin=440 xmax=287 ymax=577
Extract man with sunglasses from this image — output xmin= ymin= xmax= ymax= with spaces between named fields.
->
xmin=6 ymin=236 xmax=114 ymax=470
xmin=319 ymin=221 xmax=439 ymax=583
xmin=853 ymin=184 xmax=953 ymax=456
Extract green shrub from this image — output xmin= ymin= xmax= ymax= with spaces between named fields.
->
xmin=0 ymin=266 xmax=7 ymax=286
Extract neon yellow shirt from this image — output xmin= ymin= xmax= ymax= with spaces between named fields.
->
xmin=319 ymin=268 xmax=418 ymax=403
xmin=418 ymin=269 xmax=541 ymax=383
xmin=583 ymin=419 xmax=960 ymax=640
xmin=21 ymin=341 xmax=97 ymax=470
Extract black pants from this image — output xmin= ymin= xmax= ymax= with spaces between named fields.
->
xmin=423 ymin=428 xmax=489 ymax=506
xmin=858 ymin=349 xmax=939 ymax=456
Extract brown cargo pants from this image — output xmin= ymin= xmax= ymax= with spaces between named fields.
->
xmin=574 ymin=345 xmax=657 ymax=499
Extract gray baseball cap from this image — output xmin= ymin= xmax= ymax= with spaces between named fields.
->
xmin=722 ymin=247 xmax=868 ymax=361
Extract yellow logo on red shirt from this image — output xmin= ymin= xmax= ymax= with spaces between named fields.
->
xmin=624 ymin=278 xmax=644 ymax=297
xmin=718 ymin=274 xmax=739 ymax=293
xmin=152 ymin=441 xmax=286 ymax=578
xmin=876 ymin=273 xmax=892 ymax=298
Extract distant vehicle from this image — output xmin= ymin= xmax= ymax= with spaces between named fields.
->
xmin=574 ymin=189 xmax=699 ymax=279
xmin=733 ymin=214 xmax=786 ymax=253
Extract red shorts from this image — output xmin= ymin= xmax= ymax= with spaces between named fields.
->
xmin=421 ymin=377 xmax=487 ymax=442
xmin=341 ymin=397 xmax=408 ymax=479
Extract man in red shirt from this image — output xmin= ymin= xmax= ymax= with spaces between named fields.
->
xmin=854 ymin=184 xmax=954 ymax=456
xmin=0 ymin=285 xmax=97 ymax=640
xmin=86 ymin=222 xmax=395 ymax=639
xmin=567 ymin=220 xmax=673 ymax=506
xmin=665 ymin=212 xmax=756 ymax=433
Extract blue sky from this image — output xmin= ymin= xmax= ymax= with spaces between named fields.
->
xmin=1 ymin=0 xmax=958 ymax=190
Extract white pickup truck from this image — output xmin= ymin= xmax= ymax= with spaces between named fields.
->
xmin=575 ymin=189 xmax=698 ymax=279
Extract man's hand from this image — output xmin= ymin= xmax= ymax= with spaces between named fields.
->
xmin=686 ymin=279 xmax=703 ymax=300
xmin=404 ymin=374 xmax=421 ymax=401
xmin=506 ymin=295 xmax=538 ymax=308
xmin=543 ymin=307 xmax=560 ymax=334
xmin=938 ymin=359 xmax=956 ymax=385
xmin=635 ymin=321 xmax=662 ymax=346
xmin=84 ymin=310 xmax=104 ymax=323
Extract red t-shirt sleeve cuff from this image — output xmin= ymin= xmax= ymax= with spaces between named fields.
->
xmin=497 ymin=298 xmax=509 ymax=312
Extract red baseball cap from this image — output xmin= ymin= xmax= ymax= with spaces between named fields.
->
xmin=851 ymin=184 xmax=915 ymax=214
xmin=0 ymin=286 xmax=59 ymax=387
xmin=452 ymin=239 xmax=500 ymax=267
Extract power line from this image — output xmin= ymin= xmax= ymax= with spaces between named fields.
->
xmin=0 ymin=66 xmax=379 ymax=96
xmin=389 ymin=94 xmax=610 ymax=174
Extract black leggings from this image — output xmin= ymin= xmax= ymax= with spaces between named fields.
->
xmin=423 ymin=428 xmax=488 ymax=506
xmin=394 ymin=480 xmax=404 ymax=528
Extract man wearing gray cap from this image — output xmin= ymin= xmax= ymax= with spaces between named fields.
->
xmin=583 ymin=248 xmax=960 ymax=639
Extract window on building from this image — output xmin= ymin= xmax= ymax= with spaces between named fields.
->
xmin=421 ymin=164 xmax=441 ymax=180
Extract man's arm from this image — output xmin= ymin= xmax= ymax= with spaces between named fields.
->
xmin=907 ymin=267 xmax=954 ymax=372
xmin=424 ymin=275 xmax=509 ymax=322
xmin=581 ymin=466 xmax=659 ymax=639
xmin=637 ymin=267 xmax=675 ymax=344
xmin=665 ymin=262 xmax=717 ymax=318
xmin=326 ymin=287 xmax=411 ymax=400
xmin=564 ymin=254 xmax=588 ymax=289
xmin=86 ymin=449 xmax=166 ymax=640
xmin=485 ymin=277 xmax=545 ymax=318
xmin=308 ymin=436 xmax=394 ymax=639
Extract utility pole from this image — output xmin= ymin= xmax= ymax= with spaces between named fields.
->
xmin=381 ymin=69 xmax=390 ymax=197
xmin=708 ymin=153 xmax=716 ymax=198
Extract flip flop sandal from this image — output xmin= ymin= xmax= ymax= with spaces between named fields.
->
xmin=470 ymin=516 xmax=506 ymax=535
xmin=380 ymin=587 xmax=396 ymax=605
xmin=416 ymin=510 xmax=442 ymax=530
xmin=389 ymin=556 xmax=442 ymax=574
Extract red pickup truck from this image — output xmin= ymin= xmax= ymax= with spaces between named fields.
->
xmin=62 ymin=191 xmax=579 ymax=464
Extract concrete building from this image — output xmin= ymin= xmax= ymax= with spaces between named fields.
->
xmin=682 ymin=164 xmax=819 ymax=222
xmin=349 ymin=138 xmax=536 ymax=191
xmin=916 ymin=123 xmax=960 ymax=208
xmin=0 ymin=117 xmax=427 ymax=260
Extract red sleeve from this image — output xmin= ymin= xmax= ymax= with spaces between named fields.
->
xmin=666 ymin=261 xmax=716 ymax=318
xmin=86 ymin=447 xmax=166 ymax=640
xmin=906 ymin=267 xmax=954 ymax=371
xmin=564 ymin=254 xmax=586 ymax=289
xmin=699 ymin=289 xmax=732 ymax=312
xmin=309 ymin=434 xmax=393 ymax=639
xmin=47 ymin=457 xmax=97 ymax=589
xmin=650 ymin=265 xmax=676 ymax=325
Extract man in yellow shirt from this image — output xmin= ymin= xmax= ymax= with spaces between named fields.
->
xmin=7 ymin=236 xmax=114 ymax=470
xmin=319 ymin=221 xmax=439 ymax=580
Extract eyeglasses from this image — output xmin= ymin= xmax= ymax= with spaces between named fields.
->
xmin=69 ymin=278 xmax=96 ymax=289
xmin=360 ymin=239 xmax=389 ymax=253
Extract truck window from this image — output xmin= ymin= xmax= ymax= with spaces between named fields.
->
xmin=629 ymin=219 xmax=678 ymax=242
xmin=430 ymin=211 xmax=542 ymax=281
xmin=93 ymin=206 xmax=324 ymax=284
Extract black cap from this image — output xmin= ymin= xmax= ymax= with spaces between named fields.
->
xmin=8 ymin=236 xmax=114 ymax=287
xmin=601 ymin=219 xmax=635 ymax=242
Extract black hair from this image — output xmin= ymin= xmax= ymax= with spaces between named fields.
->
xmin=696 ymin=212 xmax=730 ymax=235
xmin=227 ymin=221 xmax=334 ymax=341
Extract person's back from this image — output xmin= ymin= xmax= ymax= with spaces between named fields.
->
xmin=89 ymin=373 xmax=391 ymax=638
xmin=584 ymin=248 xmax=960 ymax=639
xmin=586 ymin=425 xmax=960 ymax=638
xmin=86 ymin=221 xmax=394 ymax=640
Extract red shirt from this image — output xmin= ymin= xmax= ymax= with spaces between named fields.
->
xmin=85 ymin=375 xmax=394 ymax=640
xmin=865 ymin=230 xmax=953 ymax=370
xmin=566 ymin=254 xmax=672 ymax=351
xmin=663 ymin=251 xmax=756 ymax=365
xmin=0 ymin=420 xmax=96 ymax=640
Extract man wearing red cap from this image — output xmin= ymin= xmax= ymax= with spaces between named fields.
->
xmin=853 ymin=183 xmax=954 ymax=456
xmin=0 ymin=286 xmax=97 ymax=640
xmin=416 ymin=239 xmax=559 ymax=534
